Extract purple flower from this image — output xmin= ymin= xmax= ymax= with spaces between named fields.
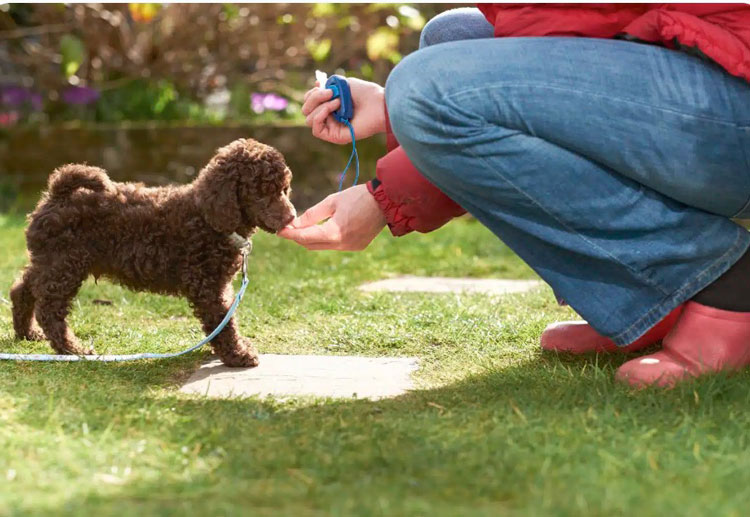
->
xmin=1 ymin=86 xmax=43 ymax=110
xmin=61 ymin=86 xmax=100 ymax=106
xmin=251 ymin=93 xmax=288 ymax=114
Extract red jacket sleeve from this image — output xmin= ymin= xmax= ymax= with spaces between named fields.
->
xmin=367 ymin=106 xmax=465 ymax=237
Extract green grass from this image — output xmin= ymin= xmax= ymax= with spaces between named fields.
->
xmin=1 ymin=213 xmax=750 ymax=516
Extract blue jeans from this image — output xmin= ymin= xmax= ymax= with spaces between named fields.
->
xmin=386 ymin=9 xmax=750 ymax=345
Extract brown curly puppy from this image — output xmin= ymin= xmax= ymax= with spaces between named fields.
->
xmin=10 ymin=138 xmax=296 ymax=367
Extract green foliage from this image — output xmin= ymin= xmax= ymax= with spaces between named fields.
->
xmin=152 ymin=81 xmax=176 ymax=115
xmin=305 ymin=38 xmax=332 ymax=62
xmin=91 ymin=80 xmax=208 ymax=123
xmin=0 ymin=179 xmax=19 ymax=213
xmin=311 ymin=3 xmax=339 ymax=17
xmin=4 ymin=3 xmax=446 ymax=125
xmin=359 ymin=62 xmax=375 ymax=80
xmin=276 ymin=13 xmax=295 ymax=25
xmin=59 ymin=34 xmax=84 ymax=78
xmin=228 ymin=82 xmax=251 ymax=118
xmin=221 ymin=3 xmax=239 ymax=21
xmin=367 ymin=27 xmax=402 ymax=63
xmin=398 ymin=5 xmax=426 ymax=31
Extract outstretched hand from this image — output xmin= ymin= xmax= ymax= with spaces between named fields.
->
xmin=277 ymin=184 xmax=386 ymax=251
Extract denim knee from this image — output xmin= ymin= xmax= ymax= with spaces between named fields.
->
xmin=385 ymin=50 xmax=456 ymax=188
xmin=385 ymin=52 xmax=430 ymax=147
xmin=419 ymin=7 xmax=494 ymax=49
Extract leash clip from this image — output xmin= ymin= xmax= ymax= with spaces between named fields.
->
xmin=229 ymin=232 xmax=252 ymax=279
xmin=229 ymin=232 xmax=252 ymax=252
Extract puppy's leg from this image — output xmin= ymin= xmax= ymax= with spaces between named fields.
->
xmin=32 ymin=256 xmax=94 ymax=355
xmin=10 ymin=266 xmax=44 ymax=341
xmin=189 ymin=285 xmax=259 ymax=367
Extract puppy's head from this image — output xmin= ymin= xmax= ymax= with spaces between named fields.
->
xmin=194 ymin=138 xmax=296 ymax=234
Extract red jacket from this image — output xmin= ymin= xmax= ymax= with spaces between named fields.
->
xmin=369 ymin=3 xmax=750 ymax=236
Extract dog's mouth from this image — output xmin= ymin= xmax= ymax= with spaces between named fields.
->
xmin=259 ymin=212 xmax=296 ymax=234
xmin=277 ymin=213 xmax=297 ymax=231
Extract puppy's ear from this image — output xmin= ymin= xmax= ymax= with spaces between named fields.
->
xmin=195 ymin=151 xmax=242 ymax=234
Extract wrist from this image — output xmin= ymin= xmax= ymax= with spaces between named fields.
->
xmin=374 ymin=86 xmax=386 ymax=134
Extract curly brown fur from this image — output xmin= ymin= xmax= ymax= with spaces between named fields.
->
xmin=10 ymin=138 xmax=296 ymax=366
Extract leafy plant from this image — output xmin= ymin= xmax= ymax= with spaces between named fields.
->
xmin=59 ymin=34 xmax=85 ymax=78
xmin=0 ymin=3 xmax=454 ymax=125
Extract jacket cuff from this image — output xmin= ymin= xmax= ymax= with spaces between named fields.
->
xmin=369 ymin=146 xmax=467 ymax=237
xmin=367 ymin=178 xmax=412 ymax=236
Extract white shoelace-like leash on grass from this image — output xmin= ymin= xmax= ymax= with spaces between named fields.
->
xmin=0 ymin=234 xmax=252 ymax=362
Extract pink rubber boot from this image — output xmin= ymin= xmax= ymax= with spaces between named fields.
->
xmin=541 ymin=305 xmax=684 ymax=354
xmin=616 ymin=301 xmax=750 ymax=388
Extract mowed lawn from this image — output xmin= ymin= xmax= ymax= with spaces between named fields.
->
xmin=1 ymin=213 xmax=750 ymax=516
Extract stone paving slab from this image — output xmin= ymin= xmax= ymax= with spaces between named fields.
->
xmin=359 ymin=276 xmax=542 ymax=295
xmin=180 ymin=354 xmax=419 ymax=400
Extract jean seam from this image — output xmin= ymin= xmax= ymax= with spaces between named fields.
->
xmin=733 ymin=127 xmax=750 ymax=218
xmin=612 ymin=226 xmax=750 ymax=344
xmin=430 ymin=96 xmax=672 ymax=298
xmin=445 ymin=82 xmax=743 ymax=128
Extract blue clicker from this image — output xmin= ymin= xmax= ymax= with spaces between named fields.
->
xmin=325 ymin=75 xmax=354 ymax=123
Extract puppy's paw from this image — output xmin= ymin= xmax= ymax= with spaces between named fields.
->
xmin=56 ymin=341 xmax=96 ymax=356
xmin=20 ymin=327 xmax=45 ymax=342
xmin=217 ymin=337 xmax=260 ymax=368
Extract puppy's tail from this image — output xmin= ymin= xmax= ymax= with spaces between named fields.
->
xmin=48 ymin=164 xmax=111 ymax=199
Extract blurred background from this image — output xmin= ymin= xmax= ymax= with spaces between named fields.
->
xmin=0 ymin=3 xmax=457 ymax=212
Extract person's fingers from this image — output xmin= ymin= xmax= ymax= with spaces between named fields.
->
xmin=304 ymin=97 xmax=339 ymax=128
xmin=303 ymin=83 xmax=322 ymax=102
xmin=295 ymin=196 xmax=337 ymax=228
xmin=301 ymin=87 xmax=334 ymax=116
xmin=279 ymin=220 xmax=342 ymax=247
xmin=311 ymin=101 xmax=340 ymax=138
xmin=301 ymin=242 xmax=343 ymax=251
xmin=311 ymin=107 xmax=329 ymax=136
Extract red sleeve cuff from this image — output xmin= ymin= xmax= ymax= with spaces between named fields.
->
xmin=367 ymin=146 xmax=467 ymax=237
xmin=367 ymin=178 xmax=412 ymax=236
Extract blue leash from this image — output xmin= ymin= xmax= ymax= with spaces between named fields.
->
xmin=0 ymin=236 xmax=253 ymax=362
xmin=337 ymin=120 xmax=359 ymax=191
xmin=323 ymin=74 xmax=359 ymax=191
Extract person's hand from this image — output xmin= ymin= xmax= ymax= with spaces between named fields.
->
xmin=277 ymin=184 xmax=386 ymax=250
xmin=302 ymin=77 xmax=386 ymax=145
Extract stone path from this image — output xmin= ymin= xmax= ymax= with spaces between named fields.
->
xmin=180 ymin=354 xmax=418 ymax=400
xmin=358 ymin=275 xmax=542 ymax=295
xmin=181 ymin=276 xmax=539 ymax=400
